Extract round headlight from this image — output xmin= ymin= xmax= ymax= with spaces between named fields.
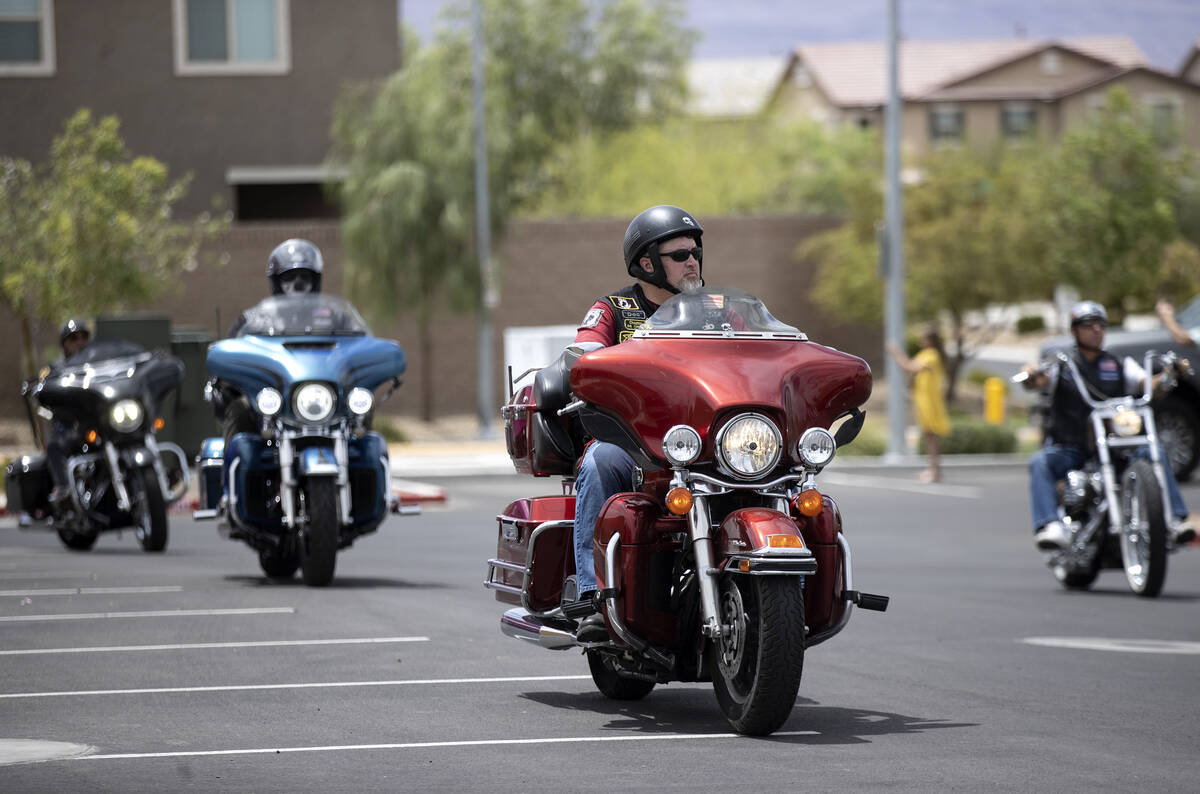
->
xmin=1112 ymin=408 xmax=1142 ymax=438
xmin=255 ymin=387 xmax=283 ymax=416
xmin=347 ymin=387 xmax=374 ymax=416
xmin=662 ymin=425 xmax=702 ymax=466
xmin=294 ymin=383 xmax=335 ymax=423
xmin=717 ymin=413 xmax=781 ymax=478
xmin=110 ymin=399 xmax=143 ymax=433
xmin=797 ymin=427 xmax=837 ymax=468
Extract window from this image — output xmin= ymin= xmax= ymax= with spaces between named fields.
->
xmin=1001 ymin=102 xmax=1037 ymax=140
xmin=929 ymin=105 xmax=964 ymax=143
xmin=173 ymin=0 xmax=290 ymax=75
xmin=0 ymin=0 xmax=54 ymax=76
xmin=1144 ymin=93 xmax=1181 ymax=148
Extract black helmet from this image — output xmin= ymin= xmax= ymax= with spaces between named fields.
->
xmin=1069 ymin=300 xmax=1108 ymax=328
xmin=267 ymin=238 xmax=323 ymax=295
xmin=59 ymin=317 xmax=91 ymax=345
xmin=622 ymin=205 xmax=703 ymax=293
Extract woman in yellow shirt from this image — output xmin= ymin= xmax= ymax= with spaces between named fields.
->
xmin=887 ymin=325 xmax=951 ymax=483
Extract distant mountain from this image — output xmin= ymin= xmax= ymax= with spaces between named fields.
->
xmin=401 ymin=0 xmax=1199 ymax=72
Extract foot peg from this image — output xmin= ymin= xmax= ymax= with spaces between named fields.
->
xmin=844 ymin=590 xmax=889 ymax=612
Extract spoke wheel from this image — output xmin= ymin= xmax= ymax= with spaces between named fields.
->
xmin=1119 ymin=460 xmax=1167 ymax=598
xmin=709 ymin=574 xmax=806 ymax=736
xmin=1156 ymin=396 xmax=1198 ymax=481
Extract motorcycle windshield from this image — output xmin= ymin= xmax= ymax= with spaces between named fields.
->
xmin=236 ymin=294 xmax=370 ymax=337
xmin=571 ymin=288 xmax=871 ymax=468
xmin=635 ymin=287 xmax=806 ymax=339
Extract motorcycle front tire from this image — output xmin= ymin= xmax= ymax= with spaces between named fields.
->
xmin=1119 ymin=459 xmax=1167 ymax=598
xmin=300 ymin=478 xmax=339 ymax=587
xmin=135 ymin=468 xmax=169 ymax=552
xmin=709 ymin=574 xmax=806 ymax=736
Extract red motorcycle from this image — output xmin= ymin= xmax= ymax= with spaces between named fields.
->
xmin=486 ymin=287 xmax=888 ymax=736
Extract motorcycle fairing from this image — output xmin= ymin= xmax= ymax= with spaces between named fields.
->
xmin=571 ymin=338 xmax=871 ymax=470
xmin=792 ymin=499 xmax=847 ymax=642
xmin=206 ymin=335 xmax=406 ymax=400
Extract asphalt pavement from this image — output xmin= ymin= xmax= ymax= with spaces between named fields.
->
xmin=1 ymin=462 xmax=1198 ymax=791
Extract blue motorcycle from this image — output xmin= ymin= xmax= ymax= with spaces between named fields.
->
xmin=194 ymin=294 xmax=409 ymax=586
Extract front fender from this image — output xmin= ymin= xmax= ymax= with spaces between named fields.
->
xmin=298 ymin=446 xmax=340 ymax=477
xmin=715 ymin=507 xmax=816 ymax=575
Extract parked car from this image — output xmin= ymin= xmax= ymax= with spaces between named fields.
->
xmin=1037 ymin=296 xmax=1200 ymax=481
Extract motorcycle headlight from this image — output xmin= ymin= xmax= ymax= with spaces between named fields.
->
xmin=717 ymin=413 xmax=781 ymax=478
xmin=796 ymin=427 xmax=836 ymax=468
xmin=255 ymin=387 xmax=283 ymax=416
xmin=347 ymin=387 xmax=374 ymax=416
xmin=662 ymin=424 xmax=702 ymax=466
xmin=1112 ymin=408 xmax=1142 ymax=438
xmin=109 ymin=399 xmax=143 ymax=433
xmin=294 ymin=383 xmax=335 ymax=423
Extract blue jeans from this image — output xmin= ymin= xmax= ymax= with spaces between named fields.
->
xmin=573 ymin=442 xmax=636 ymax=595
xmin=1029 ymin=442 xmax=1188 ymax=532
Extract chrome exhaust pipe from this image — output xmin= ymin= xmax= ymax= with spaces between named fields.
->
xmin=500 ymin=608 xmax=577 ymax=650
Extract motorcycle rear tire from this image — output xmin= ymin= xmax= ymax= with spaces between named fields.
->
xmin=586 ymin=650 xmax=656 ymax=701
xmin=1053 ymin=561 xmax=1099 ymax=590
xmin=259 ymin=546 xmax=300 ymax=580
xmin=1119 ymin=459 xmax=1167 ymax=598
xmin=710 ymin=574 xmax=805 ymax=736
xmin=300 ymin=478 xmax=339 ymax=587
xmin=57 ymin=527 xmax=98 ymax=551
xmin=135 ymin=468 xmax=169 ymax=552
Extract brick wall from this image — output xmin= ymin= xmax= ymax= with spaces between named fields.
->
xmin=0 ymin=215 xmax=881 ymax=420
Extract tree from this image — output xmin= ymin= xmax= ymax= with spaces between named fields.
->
xmin=1035 ymin=87 xmax=1193 ymax=317
xmin=331 ymin=0 xmax=693 ymax=421
xmin=0 ymin=109 xmax=227 ymax=374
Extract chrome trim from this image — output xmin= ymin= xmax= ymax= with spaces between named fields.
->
xmin=228 ymin=457 xmax=241 ymax=519
xmin=807 ymin=532 xmax=855 ymax=648
xmin=279 ymin=431 xmax=295 ymax=528
xmin=632 ymin=330 xmax=808 ymax=341
xmin=335 ymin=433 xmax=350 ymax=526
xmin=65 ymin=452 xmax=101 ymax=513
xmin=520 ymin=520 xmax=574 ymax=616
xmin=688 ymin=496 xmax=722 ymax=639
xmin=603 ymin=532 xmax=674 ymax=669
xmin=722 ymin=556 xmax=818 ymax=575
xmin=192 ymin=508 xmax=219 ymax=521
xmin=500 ymin=608 xmax=577 ymax=650
xmin=154 ymin=439 xmax=191 ymax=502
xmin=689 ymin=471 xmax=805 ymax=492
xmin=102 ymin=443 xmax=131 ymax=512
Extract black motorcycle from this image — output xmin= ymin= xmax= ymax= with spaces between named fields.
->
xmin=5 ymin=339 xmax=189 ymax=552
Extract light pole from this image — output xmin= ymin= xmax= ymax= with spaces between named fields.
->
xmin=883 ymin=0 xmax=908 ymax=462
xmin=471 ymin=0 xmax=497 ymax=437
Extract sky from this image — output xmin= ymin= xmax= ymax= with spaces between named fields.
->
xmin=399 ymin=0 xmax=1200 ymax=72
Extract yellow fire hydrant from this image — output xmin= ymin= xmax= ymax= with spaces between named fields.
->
xmin=984 ymin=377 xmax=1006 ymax=425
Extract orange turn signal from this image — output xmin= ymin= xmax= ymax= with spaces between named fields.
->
xmin=767 ymin=534 xmax=805 ymax=549
xmin=154 ymin=417 xmax=165 ymax=431
xmin=739 ymin=559 xmax=751 ymax=572
xmin=665 ymin=487 xmax=694 ymax=515
xmin=85 ymin=429 xmax=98 ymax=444
xmin=795 ymin=489 xmax=824 ymax=517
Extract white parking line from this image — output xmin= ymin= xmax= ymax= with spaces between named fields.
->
xmin=0 ymin=571 xmax=96 ymax=580
xmin=1022 ymin=637 xmax=1200 ymax=654
xmin=0 ymin=636 xmax=429 ymax=657
xmin=821 ymin=472 xmax=981 ymax=499
xmin=0 ymin=586 xmax=183 ymax=597
xmin=75 ymin=730 xmax=821 ymax=761
xmin=0 ymin=607 xmax=295 ymax=623
xmin=0 ymin=674 xmax=590 ymax=699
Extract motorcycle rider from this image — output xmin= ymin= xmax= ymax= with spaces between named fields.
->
xmin=1020 ymin=300 xmax=1196 ymax=550
xmin=569 ymin=205 xmax=704 ymax=641
xmin=215 ymin=239 xmax=324 ymax=442
xmin=45 ymin=318 xmax=93 ymax=507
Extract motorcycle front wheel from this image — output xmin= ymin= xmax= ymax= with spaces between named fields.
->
xmin=1119 ymin=459 xmax=1167 ymax=598
xmin=709 ymin=574 xmax=805 ymax=736
xmin=134 ymin=468 xmax=168 ymax=552
xmin=300 ymin=478 xmax=339 ymax=587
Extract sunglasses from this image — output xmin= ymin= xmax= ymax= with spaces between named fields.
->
xmin=280 ymin=271 xmax=313 ymax=283
xmin=659 ymin=246 xmax=702 ymax=263
xmin=64 ymin=332 xmax=89 ymax=343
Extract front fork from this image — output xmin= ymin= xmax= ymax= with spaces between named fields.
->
xmin=278 ymin=430 xmax=351 ymax=529
xmin=686 ymin=494 xmax=723 ymax=640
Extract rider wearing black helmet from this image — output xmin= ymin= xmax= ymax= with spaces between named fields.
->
xmin=576 ymin=205 xmax=703 ymax=346
xmin=216 ymin=239 xmax=327 ymax=441
xmin=1021 ymin=300 xmax=1195 ymax=550
xmin=45 ymin=318 xmax=93 ymax=506
xmin=568 ymin=206 xmax=705 ymax=640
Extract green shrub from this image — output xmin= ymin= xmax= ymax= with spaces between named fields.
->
xmin=838 ymin=425 xmax=887 ymax=457
xmin=965 ymin=368 xmax=993 ymax=387
xmin=373 ymin=417 xmax=408 ymax=444
xmin=921 ymin=419 xmax=1017 ymax=454
xmin=1016 ymin=315 xmax=1045 ymax=334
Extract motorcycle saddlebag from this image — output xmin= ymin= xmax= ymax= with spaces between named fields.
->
xmin=5 ymin=453 xmax=51 ymax=515
xmin=502 ymin=385 xmax=578 ymax=477
xmin=489 ymin=496 xmax=575 ymax=609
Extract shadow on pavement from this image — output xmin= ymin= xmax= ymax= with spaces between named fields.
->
xmin=221 ymin=574 xmax=450 ymax=590
xmin=518 ymin=690 xmax=977 ymax=742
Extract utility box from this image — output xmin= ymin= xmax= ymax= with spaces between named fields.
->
xmin=502 ymin=325 xmax=580 ymax=397
xmin=170 ymin=327 xmax=217 ymax=459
